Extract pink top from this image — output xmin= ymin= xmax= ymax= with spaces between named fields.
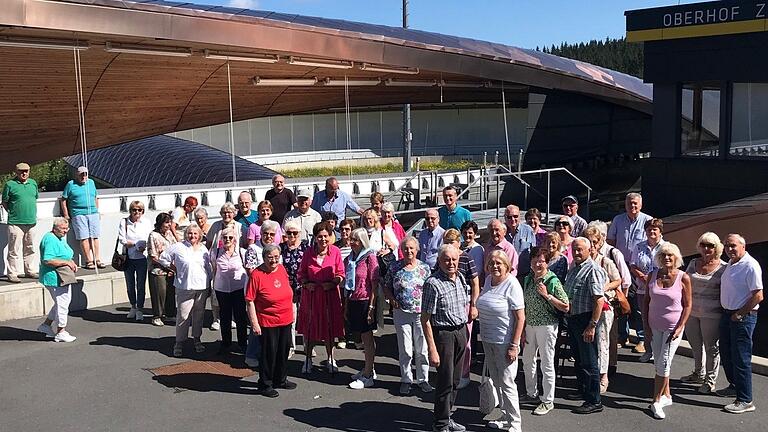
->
xmin=299 ymin=244 xmax=345 ymax=285
xmin=484 ymin=239 xmax=519 ymax=277
xmin=347 ymin=252 xmax=380 ymax=301
xmin=247 ymin=221 xmax=283 ymax=245
xmin=648 ymin=270 xmax=684 ymax=332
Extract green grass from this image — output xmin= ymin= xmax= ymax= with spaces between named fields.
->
xmin=281 ymin=159 xmax=479 ymax=178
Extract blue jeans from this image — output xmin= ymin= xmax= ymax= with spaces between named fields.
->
xmin=246 ymin=329 xmax=262 ymax=361
xmin=124 ymin=258 xmax=147 ymax=308
xmin=627 ymin=291 xmax=644 ymax=342
xmin=568 ymin=312 xmax=601 ymax=405
xmin=720 ymin=310 xmax=757 ymax=403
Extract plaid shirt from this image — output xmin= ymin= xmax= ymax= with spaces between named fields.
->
xmin=432 ymin=251 xmax=478 ymax=295
xmin=422 ymin=270 xmax=469 ymax=327
xmin=564 ymin=258 xmax=604 ymax=316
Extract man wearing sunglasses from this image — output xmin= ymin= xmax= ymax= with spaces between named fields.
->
xmin=2 ymin=162 xmax=39 ymax=283
xmin=562 ymin=195 xmax=588 ymax=237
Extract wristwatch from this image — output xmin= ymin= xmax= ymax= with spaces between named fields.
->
xmin=590 ymin=320 xmax=598 ymax=328
xmin=735 ymin=313 xmax=744 ymax=321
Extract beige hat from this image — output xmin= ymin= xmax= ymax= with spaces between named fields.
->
xmin=297 ymin=187 xmax=313 ymax=199
xmin=77 ymin=166 xmax=89 ymax=174
xmin=15 ymin=162 xmax=30 ymax=171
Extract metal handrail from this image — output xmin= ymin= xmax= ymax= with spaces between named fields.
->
xmin=382 ymin=169 xmax=438 ymax=202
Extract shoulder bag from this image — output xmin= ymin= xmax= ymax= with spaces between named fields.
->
xmin=111 ymin=218 xmax=129 ymax=271
xmin=478 ymin=360 xmax=499 ymax=415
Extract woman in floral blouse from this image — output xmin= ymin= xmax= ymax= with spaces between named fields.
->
xmin=147 ymin=212 xmax=178 ymax=326
xmin=384 ymin=236 xmax=434 ymax=396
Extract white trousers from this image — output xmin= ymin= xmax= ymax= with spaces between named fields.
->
xmin=7 ymin=224 xmax=37 ymax=277
xmin=522 ymin=323 xmax=558 ymax=403
xmin=176 ymin=289 xmax=206 ymax=343
xmin=650 ymin=328 xmax=682 ymax=377
xmin=597 ymin=308 xmax=614 ymax=374
xmin=685 ymin=315 xmax=720 ymax=386
xmin=483 ymin=342 xmax=522 ymax=432
xmin=393 ymin=309 xmax=429 ymax=384
xmin=46 ymin=285 xmax=72 ymax=329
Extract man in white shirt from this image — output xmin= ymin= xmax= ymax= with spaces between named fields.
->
xmin=718 ymin=234 xmax=763 ymax=414
xmin=283 ymin=187 xmax=322 ymax=242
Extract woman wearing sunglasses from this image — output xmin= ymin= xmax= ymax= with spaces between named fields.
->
xmin=282 ymin=219 xmax=311 ymax=357
xmin=117 ymin=200 xmax=153 ymax=322
xmin=210 ymin=227 xmax=249 ymax=354
xmin=554 ymin=216 xmax=574 ymax=264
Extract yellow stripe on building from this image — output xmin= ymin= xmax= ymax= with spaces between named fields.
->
xmin=627 ymin=19 xmax=767 ymax=42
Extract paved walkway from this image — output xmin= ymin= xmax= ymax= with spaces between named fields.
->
xmin=1 ymin=304 xmax=766 ymax=432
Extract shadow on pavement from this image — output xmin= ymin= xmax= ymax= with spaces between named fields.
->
xmin=284 ymin=401 xmax=441 ymax=432
xmin=0 ymin=326 xmax=49 ymax=341
xmin=152 ymin=372 xmax=262 ymax=394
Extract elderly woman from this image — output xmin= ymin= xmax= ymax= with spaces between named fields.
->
xmin=118 ymin=200 xmax=153 ymax=322
xmin=246 ymin=244 xmax=296 ymax=398
xmin=344 ymin=228 xmax=380 ymax=389
xmin=384 ymin=236 xmax=433 ymax=395
xmin=245 ymin=220 xmax=280 ymax=270
xmin=281 ymin=219 xmax=310 ymax=357
xmin=442 ymin=228 xmax=480 ymax=389
xmin=381 ymin=201 xmax=406 ymax=245
xmin=521 ymin=246 xmax=569 ymax=415
xmin=193 ymin=207 xmax=211 ymax=244
xmin=584 ymin=226 xmax=622 ymax=394
xmin=210 ymin=227 xmax=249 ymax=354
xmin=554 ymin=215 xmax=574 ymax=264
xmin=297 ymin=221 xmax=345 ymax=374
xmin=477 ymin=250 xmax=526 ymax=431
xmin=36 ymin=218 xmax=78 ymax=343
xmin=682 ymin=232 xmax=726 ymax=394
xmin=248 ymin=201 xmax=283 ymax=246
xmin=630 ymin=218 xmax=666 ymax=362
xmin=543 ymin=232 xmax=568 ymax=283
xmin=159 ymin=224 xmax=211 ymax=357
xmin=147 ymin=213 xmax=177 ymax=326
xmin=643 ymin=242 xmax=692 ymax=420
xmin=207 ymin=202 xmax=244 ymax=331
xmin=525 ymin=207 xmax=548 ymax=246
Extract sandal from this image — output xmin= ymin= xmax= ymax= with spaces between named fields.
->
xmin=96 ymin=261 xmax=107 ymax=269
xmin=84 ymin=262 xmax=96 ymax=270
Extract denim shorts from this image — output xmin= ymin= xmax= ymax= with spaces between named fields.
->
xmin=71 ymin=213 xmax=100 ymax=240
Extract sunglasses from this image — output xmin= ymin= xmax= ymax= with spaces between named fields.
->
xmin=130 ymin=208 xmax=144 ymax=212
xmin=285 ymin=231 xmax=299 ymax=236
xmin=223 ymin=236 xmax=235 ymax=240
xmin=262 ymin=232 xmax=276 ymax=236
xmin=555 ymin=221 xmax=570 ymax=227
xmin=699 ymin=243 xmax=715 ymax=248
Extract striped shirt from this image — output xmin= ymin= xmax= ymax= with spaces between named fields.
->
xmin=422 ymin=270 xmax=469 ymax=327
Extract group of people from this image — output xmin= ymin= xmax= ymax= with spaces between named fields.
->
xmin=3 ymin=162 xmax=763 ymax=430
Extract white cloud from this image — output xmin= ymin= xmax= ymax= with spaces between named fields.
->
xmin=227 ymin=0 xmax=258 ymax=9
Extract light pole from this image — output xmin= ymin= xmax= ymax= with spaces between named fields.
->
xmin=402 ymin=0 xmax=412 ymax=172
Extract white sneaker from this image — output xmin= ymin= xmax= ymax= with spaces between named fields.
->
xmin=724 ymin=401 xmax=756 ymax=414
xmin=288 ymin=348 xmax=295 ymax=359
xmin=457 ymin=377 xmax=470 ymax=389
xmin=650 ymin=402 xmax=665 ymax=419
xmin=151 ymin=318 xmax=164 ymax=327
xmin=660 ymin=395 xmax=673 ymax=407
xmin=54 ymin=330 xmax=76 ymax=343
xmin=37 ymin=323 xmax=55 ymax=338
xmin=639 ymin=352 xmax=654 ymax=363
xmin=135 ymin=310 xmax=144 ymax=321
xmin=126 ymin=307 xmax=137 ymax=319
xmin=487 ymin=420 xmax=509 ymax=430
xmin=352 ymin=369 xmax=378 ymax=380
xmin=210 ymin=320 xmax=221 ymax=331
xmin=349 ymin=375 xmax=374 ymax=389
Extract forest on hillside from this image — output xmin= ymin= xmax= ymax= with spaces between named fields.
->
xmin=537 ymin=37 xmax=644 ymax=79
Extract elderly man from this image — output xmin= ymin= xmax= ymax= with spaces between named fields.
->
xmin=418 ymin=209 xmax=445 ymax=268
xmin=504 ymin=205 xmax=534 ymax=277
xmin=438 ymin=185 xmax=471 ymax=231
xmin=607 ymin=192 xmax=652 ymax=352
xmin=312 ymin=177 xmax=363 ymax=222
xmin=421 ymin=245 xmax=470 ymax=432
xmin=235 ymin=191 xmax=258 ymax=226
xmin=718 ymin=234 xmax=763 ymax=414
xmin=265 ymin=174 xmax=296 ymax=224
xmin=61 ymin=166 xmax=104 ymax=269
xmin=563 ymin=237 xmax=605 ymax=414
xmin=2 ymin=162 xmax=39 ymax=283
xmin=484 ymin=219 xmax=519 ymax=277
xmin=562 ymin=195 xmax=588 ymax=237
xmin=283 ymin=187 xmax=322 ymax=242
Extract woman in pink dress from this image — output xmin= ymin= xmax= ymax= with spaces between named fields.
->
xmin=297 ymin=221 xmax=346 ymax=375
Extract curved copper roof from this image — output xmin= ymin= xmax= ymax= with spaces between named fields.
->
xmin=0 ymin=0 xmax=651 ymax=173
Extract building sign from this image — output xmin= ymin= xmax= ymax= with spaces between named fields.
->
xmin=626 ymin=1 xmax=768 ymax=42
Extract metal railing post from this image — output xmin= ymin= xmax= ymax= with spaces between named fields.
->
xmin=494 ymin=151 xmax=500 ymax=218
xmin=546 ymin=171 xmax=551 ymax=224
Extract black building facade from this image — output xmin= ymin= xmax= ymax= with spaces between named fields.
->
xmin=626 ymin=1 xmax=768 ymax=217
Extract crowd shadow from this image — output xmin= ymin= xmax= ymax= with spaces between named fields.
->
xmin=0 ymin=326 xmax=49 ymax=341
xmin=152 ymin=372 xmax=262 ymax=394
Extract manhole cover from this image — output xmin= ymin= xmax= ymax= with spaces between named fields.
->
xmin=149 ymin=360 xmax=255 ymax=379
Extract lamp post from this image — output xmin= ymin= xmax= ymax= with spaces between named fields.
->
xmin=402 ymin=0 xmax=412 ymax=172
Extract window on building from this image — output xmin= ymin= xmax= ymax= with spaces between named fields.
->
xmin=681 ymin=83 xmax=720 ymax=157
xmin=731 ymin=83 xmax=768 ymax=158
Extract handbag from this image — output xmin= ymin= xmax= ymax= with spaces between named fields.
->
xmin=55 ymin=265 xmax=78 ymax=286
xmin=377 ymin=231 xmax=397 ymax=277
xmin=610 ymin=288 xmax=631 ymax=316
xmin=111 ymin=218 xmax=129 ymax=271
xmin=478 ymin=360 xmax=498 ymax=415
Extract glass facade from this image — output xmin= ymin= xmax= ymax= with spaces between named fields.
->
xmin=731 ymin=83 xmax=768 ymax=158
xmin=680 ymin=83 xmax=720 ymax=157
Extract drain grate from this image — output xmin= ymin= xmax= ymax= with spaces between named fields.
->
xmin=149 ymin=360 xmax=255 ymax=379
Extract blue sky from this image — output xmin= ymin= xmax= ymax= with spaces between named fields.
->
xmin=214 ymin=1 xmax=698 ymax=49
